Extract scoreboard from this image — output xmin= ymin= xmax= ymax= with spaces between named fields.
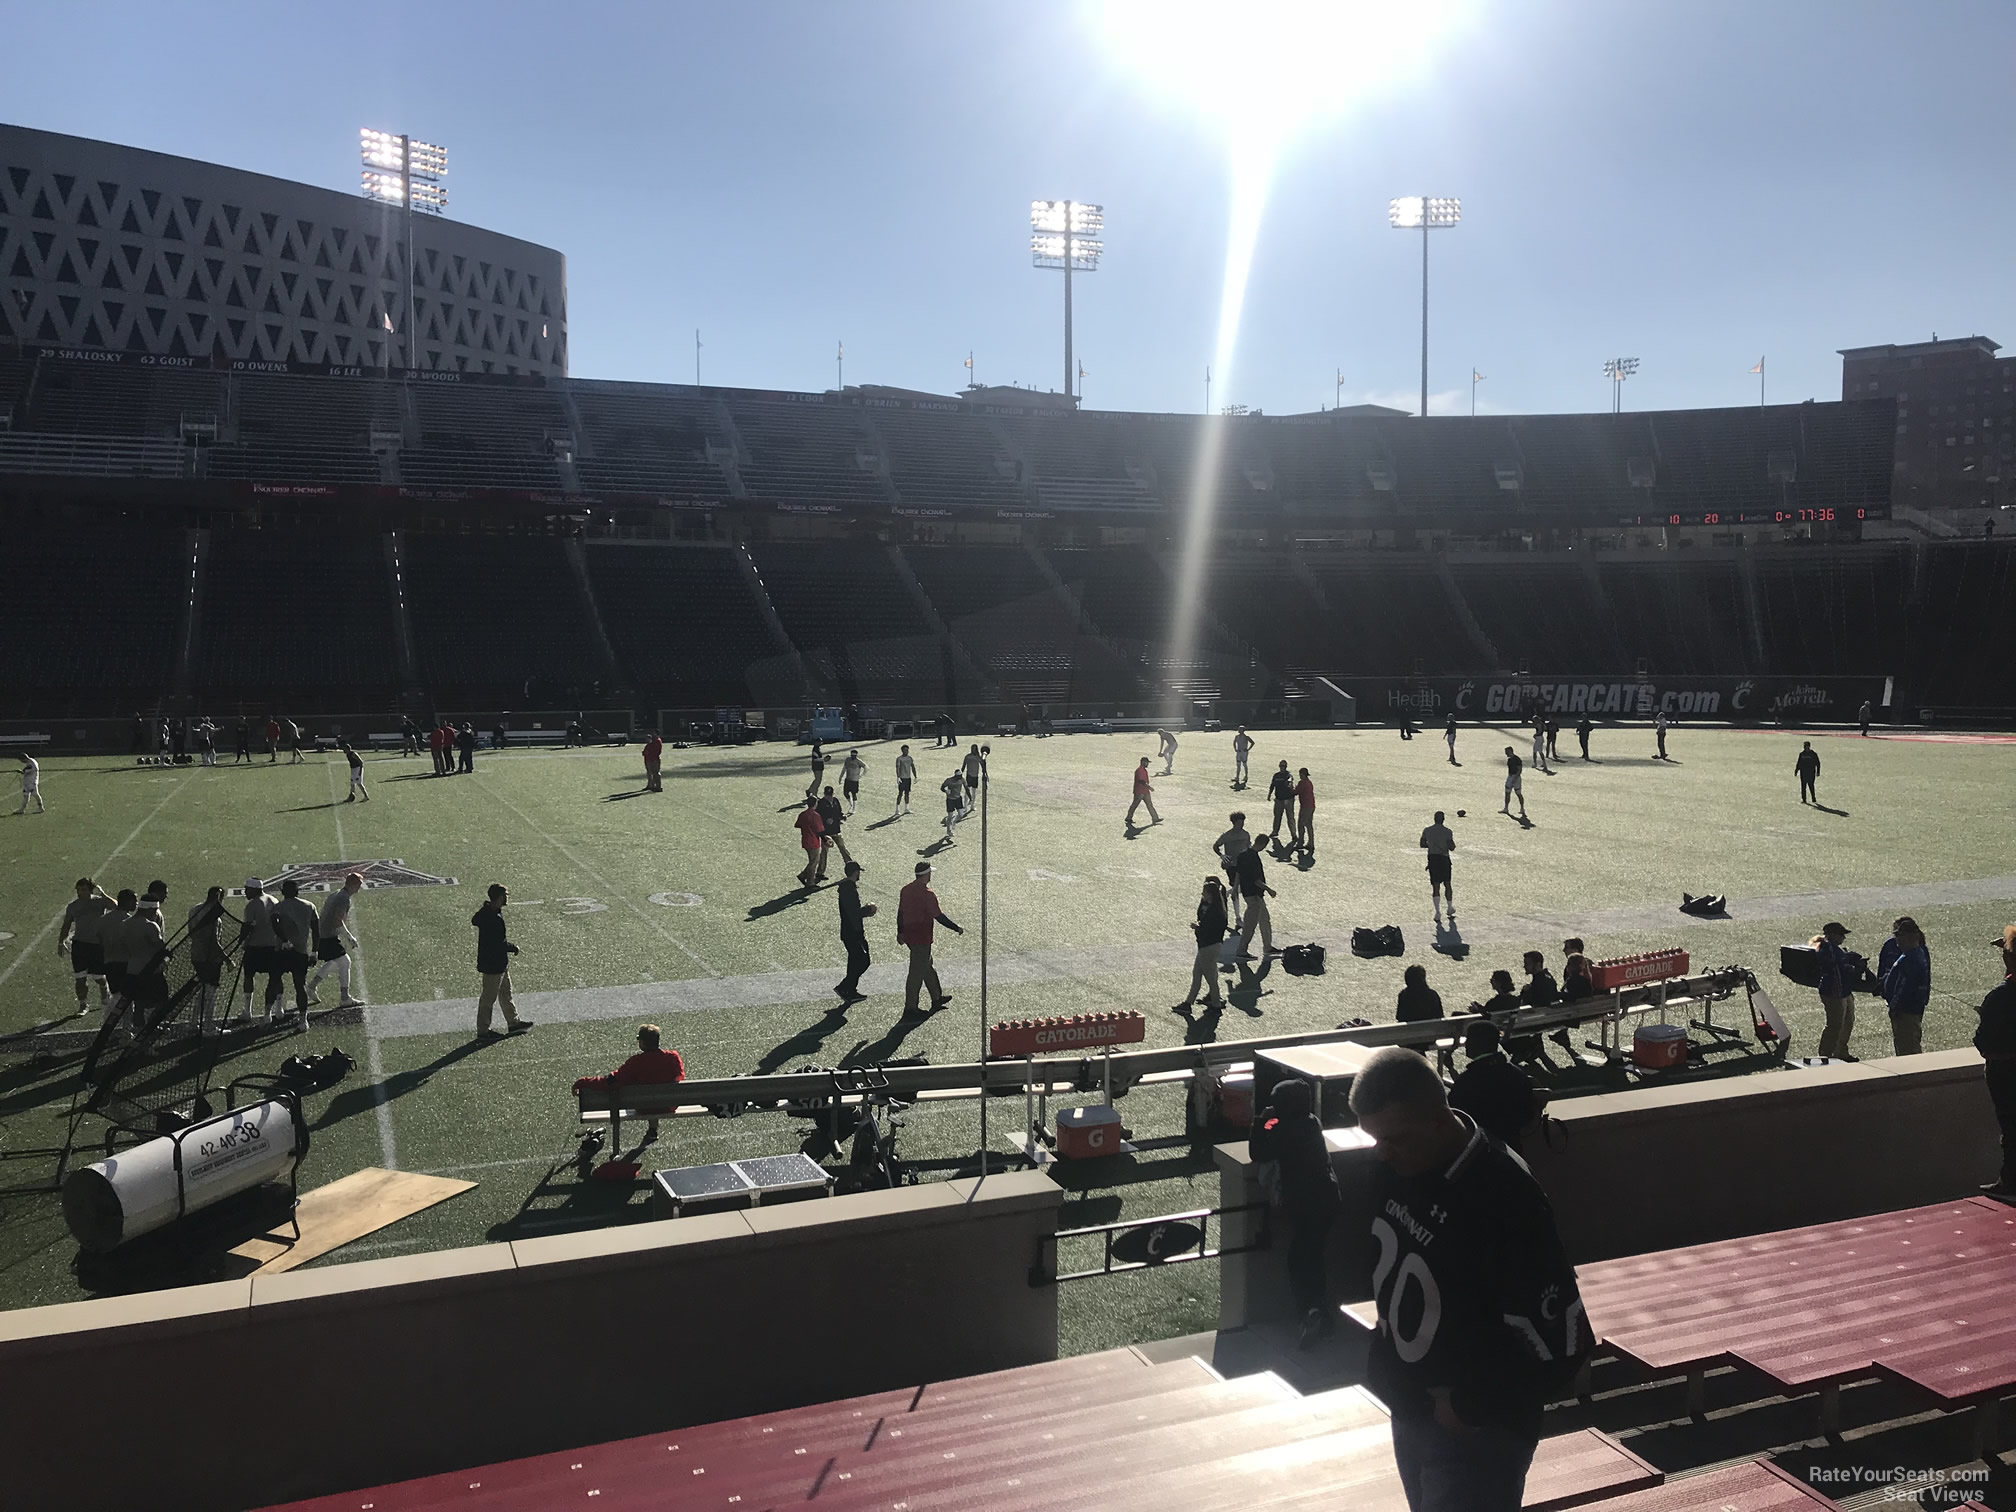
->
xmin=1616 ymin=505 xmax=1888 ymax=528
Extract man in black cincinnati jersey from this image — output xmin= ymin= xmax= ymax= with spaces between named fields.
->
xmin=1348 ymin=1046 xmax=1587 ymax=1512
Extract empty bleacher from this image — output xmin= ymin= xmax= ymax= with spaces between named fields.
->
xmin=401 ymin=382 xmax=567 ymax=490
xmin=401 ymin=533 xmax=604 ymax=705
xmin=570 ymin=383 xmax=732 ymax=498
xmin=207 ymin=370 xmax=394 ymax=484
xmin=1598 ymin=560 xmax=1754 ymax=676
xmin=870 ymin=405 xmax=1028 ymax=512
xmin=730 ymin=396 xmax=888 ymax=511
xmin=191 ymin=529 xmax=401 ymax=710
xmin=1297 ymin=556 xmax=1478 ymax=675
xmin=0 ymin=525 xmax=186 ymax=714
xmin=583 ymin=542 xmax=779 ymax=707
xmin=1452 ymin=560 xmax=1629 ymax=674
xmin=258 ymin=1346 xmax=1665 ymax=1512
xmin=905 ymin=543 xmax=1134 ymax=705
xmin=747 ymin=541 xmax=946 ymax=705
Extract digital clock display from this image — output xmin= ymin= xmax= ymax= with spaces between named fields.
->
xmin=1617 ymin=506 xmax=1887 ymax=528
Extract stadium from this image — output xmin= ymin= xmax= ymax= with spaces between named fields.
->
xmin=4 ymin=33 xmax=2016 ymax=1512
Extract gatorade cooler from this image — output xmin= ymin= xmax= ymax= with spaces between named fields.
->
xmin=1632 ymin=1023 xmax=1689 ymax=1070
xmin=1056 ymin=1104 xmax=1124 ymax=1159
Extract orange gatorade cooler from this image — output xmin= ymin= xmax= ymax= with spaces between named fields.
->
xmin=1056 ymin=1104 xmax=1123 ymax=1158
xmin=1632 ymin=1022 xmax=1689 ymax=1070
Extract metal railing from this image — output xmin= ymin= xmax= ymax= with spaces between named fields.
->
xmin=1033 ymin=1202 xmax=1271 ymax=1286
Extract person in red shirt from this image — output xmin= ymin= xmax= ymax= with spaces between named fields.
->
xmin=428 ymin=721 xmax=446 ymax=777
xmin=897 ymin=860 xmax=963 ymax=1017
xmin=1125 ymin=756 xmax=1160 ymax=830
xmin=642 ymin=731 xmax=664 ymax=792
xmin=1293 ymin=768 xmax=1316 ymax=857
xmin=572 ymin=1023 xmax=686 ymax=1143
xmin=264 ymin=716 xmax=281 ymax=764
xmin=794 ymin=797 xmax=827 ymax=887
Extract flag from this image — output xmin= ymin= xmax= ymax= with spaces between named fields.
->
xmin=382 ymin=312 xmax=393 ymax=331
xmin=1472 ymin=369 xmax=1485 ymax=383
xmin=1750 ymin=357 xmax=1764 ymax=374
xmin=964 ymin=353 xmax=972 ymax=371
xmin=838 ymin=341 xmax=843 ymax=360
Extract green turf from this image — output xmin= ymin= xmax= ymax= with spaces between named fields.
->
xmin=2 ymin=726 xmax=2013 ymax=1350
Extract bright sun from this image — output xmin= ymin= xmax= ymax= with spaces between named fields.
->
xmin=1093 ymin=0 xmax=1473 ymax=152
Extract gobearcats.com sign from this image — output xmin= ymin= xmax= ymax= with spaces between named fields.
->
xmin=1349 ymin=675 xmax=1887 ymax=722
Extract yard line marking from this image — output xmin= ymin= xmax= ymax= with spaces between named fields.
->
xmin=327 ymin=759 xmax=395 ymax=1171
xmin=0 ymin=772 xmax=190 ymax=994
xmin=475 ymin=778 xmax=720 ymax=977
xmin=363 ymin=868 xmax=2016 ymax=1042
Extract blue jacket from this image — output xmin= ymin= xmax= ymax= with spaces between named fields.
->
xmin=1880 ymin=942 xmax=1931 ymax=1015
xmin=1815 ymin=938 xmax=1854 ymax=999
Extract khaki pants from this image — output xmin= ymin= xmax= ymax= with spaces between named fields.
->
xmin=1817 ymin=993 xmax=1855 ymax=1059
xmin=904 ymin=941 xmax=944 ymax=1015
xmin=477 ymin=971 xmax=521 ymax=1032
xmin=1296 ymin=809 xmax=1315 ymax=852
xmin=1186 ymin=945 xmax=1224 ymax=1009
xmin=1271 ymin=795 xmax=1292 ymax=838
xmin=1239 ymin=894 xmax=1273 ymax=955
xmin=1889 ymin=1011 xmax=1923 ymax=1056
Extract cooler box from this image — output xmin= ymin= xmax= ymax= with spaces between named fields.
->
xmin=1632 ymin=1023 xmax=1690 ymax=1070
xmin=1215 ymin=1065 xmax=1256 ymax=1128
xmin=1056 ymin=1104 xmax=1124 ymax=1159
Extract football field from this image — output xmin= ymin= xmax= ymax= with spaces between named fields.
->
xmin=2 ymin=723 xmax=2013 ymax=1348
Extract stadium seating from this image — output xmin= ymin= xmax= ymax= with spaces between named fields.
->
xmin=583 ymin=541 xmax=782 ymax=707
xmin=570 ymin=382 xmax=733 ymax=498
xmin=258 ymin=1347 xmax=1661 ymax=1512
xmin=730 ymin=397 xmax=889 ymax=511
xmin=191 ymin=528 xmax=401 ymax=710
xmin=401 ymin=533 xmax=606 ymax=706
xmin=1598 ymin=560 xmax=1754 ymax=676
xmin=401 ymin=382 xmax=566 ymax=490
xmin=0 ymin=525 xmax=185 ymax=714
xmin=747 ymin=541 xmax=947 ymax=705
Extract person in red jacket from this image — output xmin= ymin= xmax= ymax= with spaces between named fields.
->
xmin=642 ymin=731 xmax=664 ymax=792
xmin=1293 ymin=768 xmax=1317 ymax=857
xmin=573 ymin=1024 xmax=686 ymax=1143
xmin=794 ymin=797 xmax=827 ymax=887
xmin=897 ymin=860 xmax=963 ymax=1017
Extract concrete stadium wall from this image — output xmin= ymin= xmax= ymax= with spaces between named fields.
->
xmin=1216 ymin=1049 xmax=2003 ymax=1330
xmin=0 ymin=1170 xmax=1061 ymax=1512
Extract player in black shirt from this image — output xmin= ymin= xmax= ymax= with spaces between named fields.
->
xmin=1449 ymin=1021 xmax=1542 ymax=1153
xmin=1248 ymin=1077 xmax=1342 ymax=1347
xmin=1795 ymin=741 xmax=1821 ymax=804
xmin=1265 ymin=760 xmax=1295 ymax=843
xmin=1349 ymin=1047 xmax=1587 ymax=1511
xmin=1499 ymin=747 xmax=1526 ymax=822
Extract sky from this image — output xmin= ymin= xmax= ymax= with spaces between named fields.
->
xmin=5 ymin=0 xmax=2014 ymax=418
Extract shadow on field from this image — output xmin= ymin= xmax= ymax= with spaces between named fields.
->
xmin=747 ymin=888 xmax=823 ymax=921
xmin=311 ymin=1039 xmax=486 ymax=1134
xmin=755 ymin=1004 xmax=855 ymax=1073
xmin=601 ymin=787 xmax=654 ymax=802
xmin=486 ymin=1153 xmax=653 ymax=1243
xmin=1812 ymin=802 xmax=1851 ymax=817
xmin=278 ymin=801 xmax=344 ymax=813
xmin=1432 ymin=921 xmax=1470 ymax=960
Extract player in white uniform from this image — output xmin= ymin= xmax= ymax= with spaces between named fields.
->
xmin=893 ymin=745 xmax=917 ymax=816
xmin=307 ymin=872 xmax=367 ymax=1009
xmin=1231 ymin=727 xmax=1254 ymax=789
xmin=1157 ymin=728 xmax=1179 ymax=775
xmin=841 ymin=749 xmax=866 ymax=815
xmin=16 ymin=753 xmax=43 ymax=814
xmin=1529 ymin=720 xmax=1550 ymax=775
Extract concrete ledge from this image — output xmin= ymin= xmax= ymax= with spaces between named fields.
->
xmin=1218 ymin=1051 xmax=2003 ymax=1331
xmin=0 ymin=1173 xmax=1065 ymax=1512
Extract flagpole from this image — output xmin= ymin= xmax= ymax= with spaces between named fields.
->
xmin=837 ymin=340 xmax=843 ymax=391
xmin=1760 ymin=357 xmax=1765 ymax=410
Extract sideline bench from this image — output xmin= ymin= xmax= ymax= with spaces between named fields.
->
xmin=0 ymin=731 xmax=53 ymax=747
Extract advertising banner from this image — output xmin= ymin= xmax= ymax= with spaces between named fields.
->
xmin=1333 ymin=674 xmax=1888 ymax=722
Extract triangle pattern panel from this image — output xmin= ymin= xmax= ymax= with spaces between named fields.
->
xmin=0 ymin=128 xmax=565 ymax=375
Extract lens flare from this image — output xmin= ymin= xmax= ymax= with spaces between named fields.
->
xmin=1092 ymin=0 xmax=1472 ymax=710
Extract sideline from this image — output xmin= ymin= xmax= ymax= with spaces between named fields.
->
xmin=363 ymin=869 xmax=2016 ymax=1041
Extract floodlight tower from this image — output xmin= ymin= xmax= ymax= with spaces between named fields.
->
xmin=1031 ymin=200 xmax=1103 ymax=403
xmin=1388 ymin=196 xmax=1461 ymax=418
xmin=1604 ymin=357 xmax=1640 ymax=414
xmin=361 ymin=129 xmax=448 ymax=370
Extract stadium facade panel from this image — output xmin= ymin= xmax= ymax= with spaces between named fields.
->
xmin=0 ymin=124 xmax=565 ymax=376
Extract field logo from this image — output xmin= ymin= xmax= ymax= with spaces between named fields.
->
xmin=262 ymin=859 xmax=458 ymax=893
xmin=1767 ymin=683 xmax=1833 ymax=715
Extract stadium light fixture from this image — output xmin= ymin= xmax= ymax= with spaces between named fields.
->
xmin=1032 ymin=199 xmax=1104 ymax=403
xmin=1604 ymin=356 xmax=1640 ymax=414
xmin=361 ymin=129 xmax=449 ymax=373
xmin=1388 ymin=196 xmax=1460 ymax=418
